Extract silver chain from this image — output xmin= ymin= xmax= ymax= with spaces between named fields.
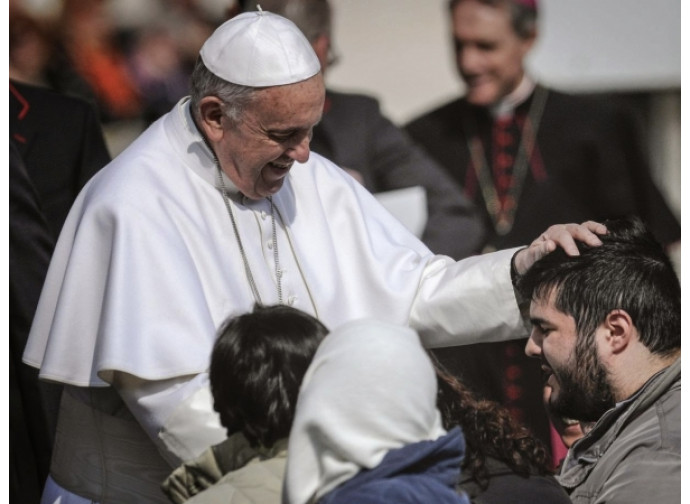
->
xmin=271 ymin=195 xmax=283 ymax=304
xmin=215 ymin=163 xmax=283 ymax=305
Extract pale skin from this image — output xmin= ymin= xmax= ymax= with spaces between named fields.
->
xmin=514 ymin=221 xmax=606 ymax=275
xmin=196 ymin=73 xmax=326 ymax=200
xmin=527 ymin=294 xmax=680 ymax=407
xmin=451 ymin=0 xmax=535 ymax=107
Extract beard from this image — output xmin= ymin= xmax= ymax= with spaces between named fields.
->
xmin=548 ymin=336 xmax=616 ymax=423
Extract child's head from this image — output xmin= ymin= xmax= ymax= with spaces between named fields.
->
xmin=210 ymin=304 xmax=329 ymax=448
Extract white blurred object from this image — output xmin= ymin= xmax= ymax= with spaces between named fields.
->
xmin=374 ymin=186 xmax=428 ymax=238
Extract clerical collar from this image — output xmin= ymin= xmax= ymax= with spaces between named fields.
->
xmin=490 ymin=75 xmax=536 ymax=119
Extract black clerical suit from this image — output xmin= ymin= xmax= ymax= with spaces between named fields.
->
xmin=10 ymin=79 xmax=111 ymax=238
xmin=10 ymin=141 xmax=56 ymax=503
xmin=9 ymin=81 xmax=111 ymax=503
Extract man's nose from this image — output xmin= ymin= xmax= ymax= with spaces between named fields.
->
xmin=525 ymin=332 xmax=542 ymax=358
xmin=286 ymin=135 xmax=311 ymax=163
xmin=458 ymin=47 xmax=481 ymax=74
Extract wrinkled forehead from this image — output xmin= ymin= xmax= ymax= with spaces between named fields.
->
xmin=247 ymin=75 xmax=325 ymax=125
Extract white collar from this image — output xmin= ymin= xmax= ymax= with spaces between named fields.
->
xmin=490 ymin=75 xmax=536 ymax=119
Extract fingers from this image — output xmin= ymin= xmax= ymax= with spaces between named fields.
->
xmin=514 ymin=221 xmax=606 ymax=275
xmin=540 ymin=221 xmax=606 ymax=256
xmin=513 ymin=241 xmax=553 ymax=275
xmin=582 ymin=220 xmax=608 ymax=235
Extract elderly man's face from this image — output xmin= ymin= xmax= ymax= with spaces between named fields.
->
xmin=451 ymin=0 xmax=534 ymax=107
xmin=218 ymin=74 xmax=325 ymax=200
xmin=526 ymin=290 xmax=615 ymax=424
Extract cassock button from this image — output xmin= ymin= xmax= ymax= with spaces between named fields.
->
xmin=261 ymin=211 xmax=267 ymax=220
xmin=267 ymin=241 xmax=273 ymax=250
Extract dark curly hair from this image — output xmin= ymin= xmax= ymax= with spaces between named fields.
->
xmin=210 ymin=304 xmax=329 ymax=448
xmin=432 ymin=354 xmax=552 ymax=489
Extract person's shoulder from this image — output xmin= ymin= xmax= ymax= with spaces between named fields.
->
xmin=542 ymin=87 xmax=626 ymax=119
xmin=461 ymin=457 xmax=570 ymax=504
xmin=188 ymin=457 xmax=284 ymax=504
xmin=405 ymin=97 xmax=465 ymax=131
xmin=10 ymin=79 xmax=96 ymax=117
xmin=326 ymin=89 xmax=380 ymax=108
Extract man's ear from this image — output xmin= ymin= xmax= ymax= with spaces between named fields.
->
xmin=520 ymin=30 xmax=537 ymax=57
xmin=602 ymin=309 xmax=634 ymax=354
xmin=198 ymin=96 xmax=226 ymax=142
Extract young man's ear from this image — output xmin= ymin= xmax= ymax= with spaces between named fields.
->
xmin=602 ymin=309 xmax=634 ymax=354
xmin=197 ymin=96 xmax=226 ymax=142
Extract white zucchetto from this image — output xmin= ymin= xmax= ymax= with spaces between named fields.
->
xmin=199 ymin=9 xmax=321 ymax=87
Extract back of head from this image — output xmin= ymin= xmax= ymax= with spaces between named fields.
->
xmin=210 ymin=304 xmax=329 ymax=448
xmin=284 ymin=318 xmax=446 ymax=504
xmin=449 ymin=0 xmax=538 ymax=39
xmin=518 ymin=217 xmax=681 ymax=356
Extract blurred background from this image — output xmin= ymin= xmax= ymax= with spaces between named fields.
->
xmin=9 ymin=0 xmax=681 ymax=253
xmin=326 ymin=0 xmax=680 ymax=228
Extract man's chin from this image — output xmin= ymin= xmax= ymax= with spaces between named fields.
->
xmin=258 ymin=181 xmax=286 ymax=199
xmin=465 ymin=87 xmax=499 ymax=108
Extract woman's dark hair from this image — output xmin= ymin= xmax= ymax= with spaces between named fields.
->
xmin=432 ymin=354 xmax=552 ymax=488
xmin=210 ymin=304 xmax=329 ymax=448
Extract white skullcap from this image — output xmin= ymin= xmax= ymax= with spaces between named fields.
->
xmin=199 ymin=9 xmax=321 ymax=87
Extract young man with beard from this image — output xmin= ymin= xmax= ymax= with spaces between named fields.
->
xmin=519 ymin=217 xmax=680 ymax=503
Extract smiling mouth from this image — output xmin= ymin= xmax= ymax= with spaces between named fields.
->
xmin=268 ymin=161 xmax=293 ymax=171
xmin=464 ymin=75 xmax=489 ymax=87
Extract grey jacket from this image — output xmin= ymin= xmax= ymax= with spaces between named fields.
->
xmin=162 ymin=434 xmax=287 ymax=504
xmin=558 ymin=357 xmax=680 ymax=503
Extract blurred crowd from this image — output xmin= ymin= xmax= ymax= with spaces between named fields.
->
xmin=9 ymin=0 xmax=237 ymax=126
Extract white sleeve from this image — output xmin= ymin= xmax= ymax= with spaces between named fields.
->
xmin=411 ymin=247 xmax=527 ymax=348
xmin=113 ymin=372 xmax=227 ymax=467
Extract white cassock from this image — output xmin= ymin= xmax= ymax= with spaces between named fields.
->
xmin=24 ymin=98 xmax=526 ymax=503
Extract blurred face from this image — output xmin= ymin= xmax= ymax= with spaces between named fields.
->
xmin=526 ymin=290 xmax=615 ymax=423
xmin=217 ymin=74 xmax=325 ymax=200
xmin=451 ymin=0 xmax=534 ymax=106
xmin=542 ymin=383 xmax=585 ymax=448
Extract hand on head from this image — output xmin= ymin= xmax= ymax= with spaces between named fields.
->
xmin=513 ymin=221 xmax=607 ymax=275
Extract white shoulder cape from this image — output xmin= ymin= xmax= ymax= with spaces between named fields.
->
xmin=24 ymin=98 xmax=525 ymax=386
